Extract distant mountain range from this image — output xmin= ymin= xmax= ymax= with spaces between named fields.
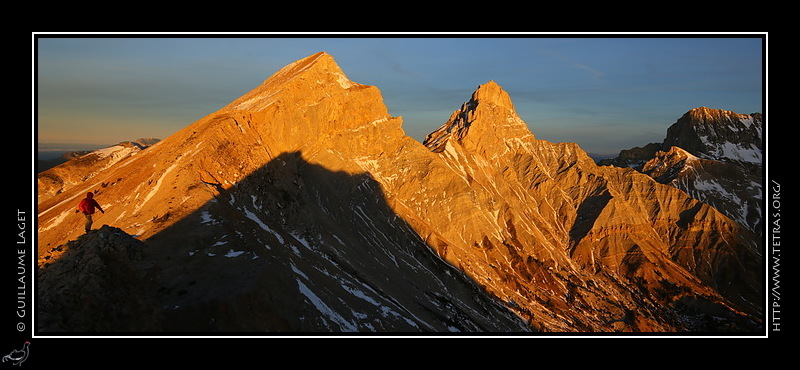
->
xmin=36 ymin=138 xmax=161 ymax=172
xmin=36 ymin=52 xmax=763 ymax=334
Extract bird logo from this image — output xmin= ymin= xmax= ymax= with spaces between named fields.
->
xmin=2 ymin=341 xmax=29 ymax=366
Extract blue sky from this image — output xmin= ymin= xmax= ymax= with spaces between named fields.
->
xmin=35 ymin=33 xmax=765 ymax=157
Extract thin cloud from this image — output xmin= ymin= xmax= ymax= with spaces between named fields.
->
xmin=537 ymin=48 xmax=605 ymax=82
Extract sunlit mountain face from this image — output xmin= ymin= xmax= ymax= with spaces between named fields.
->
xmin=37 ymin=52 xmax=763 ymax=334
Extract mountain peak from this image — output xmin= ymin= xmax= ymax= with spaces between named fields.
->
xmin=471 ymin=80 xmax=514 ymax=110
xmin=665 ymin=106 xmax=762 ymax=163
xmin=267 ymin=51 xmax=344 ymax=84
xmin=423 ymin=81 xmax=533 ymax=153
xmin=684 ymin=106 xmax=740 ymax=123
xmin=224 ymin=51 xmax=364 ymax=113
xmin=200 ymin=51 xmax=401 ymax=155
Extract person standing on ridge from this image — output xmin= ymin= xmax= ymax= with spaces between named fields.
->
xmin=76 ymin=192 xmax=105 ymax=233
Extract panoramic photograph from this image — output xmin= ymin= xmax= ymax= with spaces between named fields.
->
xmin=21 ymin=33 xmax=772 ymax=361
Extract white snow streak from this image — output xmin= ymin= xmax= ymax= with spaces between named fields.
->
xmin=200 ymin=211 xmax=218 ymax=225
xmin=133 ymin=160 xmax=180 ymax=215
xmin=297 ymin=280 xmax=358 ymax=332
xmin=224 ymin=250 xmax=245 ymax=258
xmin=242 ymin=208 xmax=284 ymax=244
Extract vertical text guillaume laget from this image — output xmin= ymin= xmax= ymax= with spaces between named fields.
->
xmin=16 ymin=209 xmax=28 ymax=330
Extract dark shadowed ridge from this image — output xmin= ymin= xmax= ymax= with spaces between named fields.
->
xmin=37 ymin=151 xmax=533 ymax=334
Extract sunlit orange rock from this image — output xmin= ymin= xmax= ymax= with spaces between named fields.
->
xmin=37 ymin=52 xmax=762 ymax=333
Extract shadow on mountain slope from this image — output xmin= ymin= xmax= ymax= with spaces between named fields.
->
xmin=37 ymin=225 xmax=163 ymax=332
xmin=38 ymin=151 xmax=532 ymax=334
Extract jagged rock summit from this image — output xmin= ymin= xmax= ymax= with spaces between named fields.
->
xmin=37 ymin=52 xmax=763 ymax=333
xmin=424 ymin=80 xmax=534 ymax=154
xmin=223 ymin=52 xmax=395 ymax=142
xmin=664 ymin=107 xmax=762 ymax=164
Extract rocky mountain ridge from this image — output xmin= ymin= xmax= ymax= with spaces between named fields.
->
xmin=413 ymin=82 xmax=761 ymax=331
xmin=37 ymin=139 xmax=161 ymax=202
xmin=665 ymin=107 xmax=762 ymax=164
xmin=599 ymin=107 xmax=763 ymax=234
xmin=36 ymin=52 xmax=763 ymax=333
xmin=37 ymin=138 xmax=160 ymax=172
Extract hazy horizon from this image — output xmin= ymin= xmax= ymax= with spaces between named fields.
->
xmin=35 ymin=33 xmax=765 ymax=157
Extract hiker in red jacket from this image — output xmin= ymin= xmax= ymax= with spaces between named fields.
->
xmin=76 ymin=192 xmax=105 ymax=232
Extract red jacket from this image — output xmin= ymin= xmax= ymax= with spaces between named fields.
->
xmin=78 ymin=193 xmax=104 ymax=215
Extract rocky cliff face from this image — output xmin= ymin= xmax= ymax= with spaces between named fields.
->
xmin=36 ymin=52 xmax=763 ymax=333
xmin=664 ymin=107 xmax=762 ymax=164
xmin=414 ymin=82 xmax=761 ymax=331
